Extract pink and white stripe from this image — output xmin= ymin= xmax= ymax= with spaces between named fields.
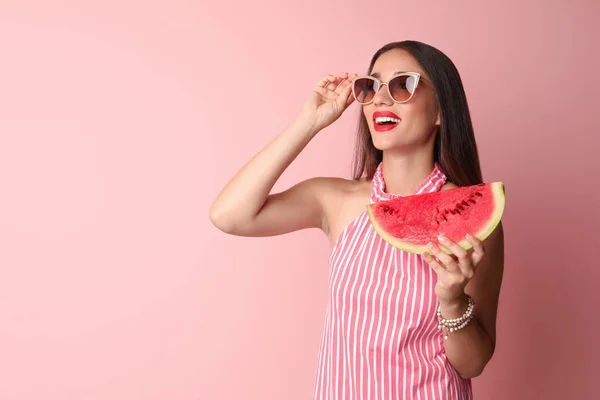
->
xmin=312 ymin=163 xmax=473 ymax=400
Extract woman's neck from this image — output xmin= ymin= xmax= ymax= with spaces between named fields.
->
xmin=381 ymin=150 xmax=436 ymax=196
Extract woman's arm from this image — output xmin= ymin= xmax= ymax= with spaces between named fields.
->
xmin=209 ymin=72 xmax=356 ymax=237
xmin=423 ymin=222 xmax=505 ymax=379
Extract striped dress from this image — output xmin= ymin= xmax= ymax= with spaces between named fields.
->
xmin=312 ymin=162 xmax=473 ymax=400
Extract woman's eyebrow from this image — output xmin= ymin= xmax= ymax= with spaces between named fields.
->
xmin=370 ymin=71 xmax=409 ymax=79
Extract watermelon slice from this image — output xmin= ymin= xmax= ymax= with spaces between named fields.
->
xmin=366 ymin=182 xmax=505 ymax=254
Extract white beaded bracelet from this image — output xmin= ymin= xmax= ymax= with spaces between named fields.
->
xmin=437 ymin=295 xmax=475 ymax=340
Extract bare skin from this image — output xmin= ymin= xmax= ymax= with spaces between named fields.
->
xmin=210 ymin=49 xmax=503 ymax=379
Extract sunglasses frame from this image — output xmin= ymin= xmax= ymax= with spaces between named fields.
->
xmin=351 ymin=72 xmax=431 ymax=105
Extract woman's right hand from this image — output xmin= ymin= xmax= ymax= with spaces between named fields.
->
xmin=301 ymin=72 xmax=357 ymax=133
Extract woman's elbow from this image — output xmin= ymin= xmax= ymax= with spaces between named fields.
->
xmin=209 ymin=206 xmax=237 ymax=234
xmin=460 ymin=366 xmax=485 ymax=380
xmin=459 ymin=353 xmax=494 ymax=379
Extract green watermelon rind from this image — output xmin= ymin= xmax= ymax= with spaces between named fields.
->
xmin=366 ymin=182 xmax=506 ymax=255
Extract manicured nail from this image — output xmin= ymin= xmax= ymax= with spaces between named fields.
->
xmin=428 ymin=242 xmax=436 ymax=251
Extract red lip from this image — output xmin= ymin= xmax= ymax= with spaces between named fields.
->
xmin=373 ymin=111 xmax=400 ymax=119
xmin=373 ymin=111 xmax=401 ymax=132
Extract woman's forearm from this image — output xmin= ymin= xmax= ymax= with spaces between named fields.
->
xmin=439 ymin=297 xmax=495 ymax=379
xmin=209 ymin=114 xmax=318 ymax=232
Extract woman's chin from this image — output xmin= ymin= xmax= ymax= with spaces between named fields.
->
xmin=371 ymin=131 xmax=434 ymax=153
xmin=373 ymin=139 xmax=427 ymax=154
xmin=372 ymin=137 xmax=406 ymax=151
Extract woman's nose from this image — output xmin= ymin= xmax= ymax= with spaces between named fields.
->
xmin=372 ymin=83 xmax=393 ymax=106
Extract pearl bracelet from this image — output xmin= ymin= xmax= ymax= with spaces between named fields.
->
xmin=437 ymin=295 xmax=475 ymax=340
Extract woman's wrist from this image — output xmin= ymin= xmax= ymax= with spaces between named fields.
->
xmin=438 ymin=293 xmax=470 ymax=319
xmin=295 ymin=110 xmax=321 ymax=136
xmin=438 ymin=294 xmax=476 ymax=340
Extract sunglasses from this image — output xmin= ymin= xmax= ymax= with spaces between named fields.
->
xmin=351 ymin=72 xmax=431 ymax=105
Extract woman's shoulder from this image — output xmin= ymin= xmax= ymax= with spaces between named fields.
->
xmin=294 ymin=176 xmax=370 ymax=214
xmin=307 ymin=176 xmax=371 ymax=213
xmin=315 ymin=176 xmax=371 ymax=244
xmin=315 ymin=176 xmax=371 ymax=198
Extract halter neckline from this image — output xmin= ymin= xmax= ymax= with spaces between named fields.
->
xmin=370 ymin=162 xmax=447 ymax=204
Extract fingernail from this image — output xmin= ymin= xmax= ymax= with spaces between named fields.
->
xmin=466 ymin=233 xmax=473 ymax=240
xmin=428 ymin=242 xmax=436 ymax=251
xmin=438 ymin=234 xmax=447 ymax=242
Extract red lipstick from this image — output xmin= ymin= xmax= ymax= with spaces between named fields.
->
xmin=373 ymin=111 xmax=401 ymax=132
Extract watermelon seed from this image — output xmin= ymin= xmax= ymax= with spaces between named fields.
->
xmin=469 ymin=199 xmax=477 ymax=205
xmin=443 ymin=216 xmax=447 ymax=221
xmin=475 ymin=192 xmax=483 ymax=197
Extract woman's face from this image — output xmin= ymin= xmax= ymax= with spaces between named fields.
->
xmin=362 ymin=49 xmax=440 ymax=152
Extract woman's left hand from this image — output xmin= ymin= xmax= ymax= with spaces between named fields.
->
xmin=422 ymin=233 xmax=485 ymax=305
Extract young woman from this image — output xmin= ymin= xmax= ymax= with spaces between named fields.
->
xmin=210 ymin=40 xmax=504 ymax=400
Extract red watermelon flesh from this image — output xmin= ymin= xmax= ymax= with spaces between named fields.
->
xmin=366 ymin=182 xmax=505 ymax=254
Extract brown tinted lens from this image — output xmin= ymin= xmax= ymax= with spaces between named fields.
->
xmin=389 ymin=75 xmax=418 ymax=102
xmin=353 ymin=78 xmax=376 ymax=104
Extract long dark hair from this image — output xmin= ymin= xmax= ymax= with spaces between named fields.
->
xmin=352 ymin=40 xmax=483 ymax=187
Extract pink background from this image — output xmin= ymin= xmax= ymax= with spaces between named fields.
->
xmin=0 ymin=1 xmax=598 ymax=399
